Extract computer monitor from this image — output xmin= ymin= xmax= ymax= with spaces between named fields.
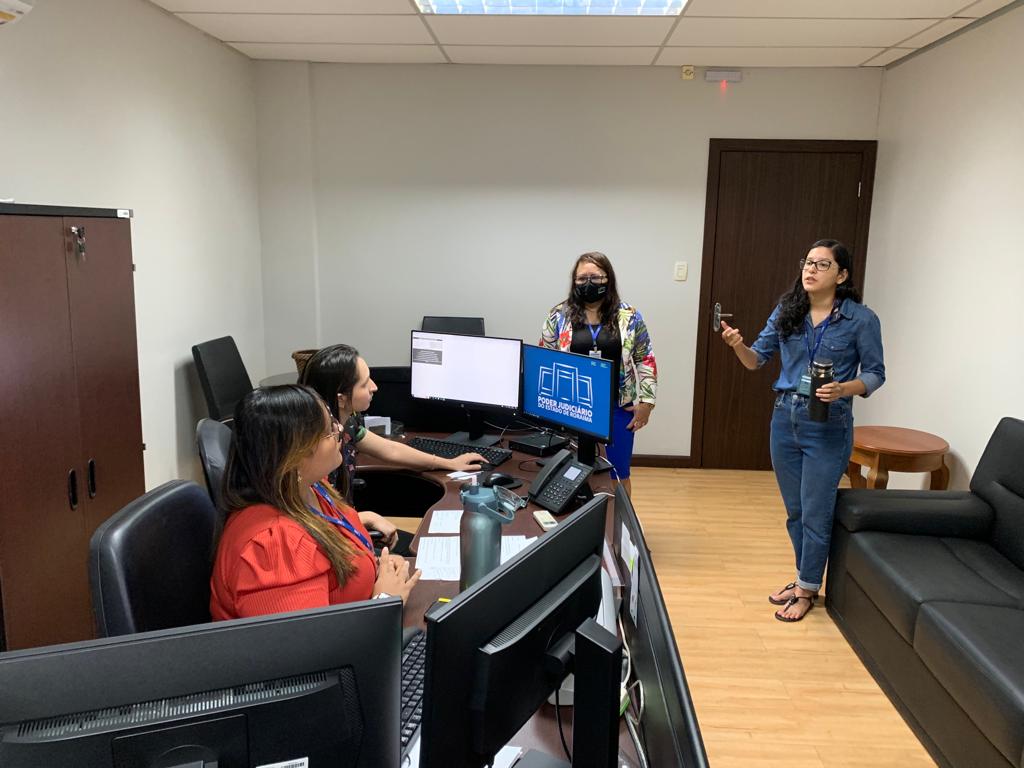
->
xmin=421 ymin=316 xmax=486 ymax=337
xmin=419 ymin=496 xmax=622 ymax=768
xmin=410 ymin=330 xmax=522 ymax=447
xmin=0 ymin=600 xmax=404 ymax=768
xmin=521 ymin=344 xmax=615 ymax=468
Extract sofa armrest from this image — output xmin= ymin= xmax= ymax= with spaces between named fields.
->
xmin=835 ymin=489 xmax=993 ymax=538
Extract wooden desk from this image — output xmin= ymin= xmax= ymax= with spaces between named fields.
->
xmin=358 ymin=438 xmax=629 ymax=762
xmin=847 ymin=425 xmax=950 ymax=490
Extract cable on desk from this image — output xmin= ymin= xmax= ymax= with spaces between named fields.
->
xmin=554 ymin=688 xmax=572 ymax=762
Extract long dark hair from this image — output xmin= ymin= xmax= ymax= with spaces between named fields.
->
xmin=300 ymin=344 xmax=361 ymax=422
xmin=565 ymin=251 xmax=622 ymax=336
xmin=775 ymin=239 xmax=862 ymax=339
xmin=223 ymin=385 xmax=357 ymax=583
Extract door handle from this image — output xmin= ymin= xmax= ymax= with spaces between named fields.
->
xmin=69 ymin=225 xmax=87 ymax=261
xmin=87 ymin=459 xmax=97 ymax=499
xmin=713 ymin=302 xmax=734 ymax=332
xmin=68 ymin=469 xmax=79 ymax=510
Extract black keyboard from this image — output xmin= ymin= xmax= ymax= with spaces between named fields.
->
xmin=400 ymin=629 xmax=427 ymax=754
xmin=406 ymin=437 xmax=512 ymax=468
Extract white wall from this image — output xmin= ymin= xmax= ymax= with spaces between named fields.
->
xmin=0 ymin=0 xmax=265 ymax=485
xmin=859 ymin=5 xmax=1024 ymax=489
xmin=257 ymin=63 xmax=882 ymax=455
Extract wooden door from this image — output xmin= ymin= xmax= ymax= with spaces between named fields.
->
xmin=0 ymin=215 xmax=91 ymax=649
xmin=692 ymin=140 xmax=876 ymax=470
xmin=64 ymin=216 xmax=145 ymax=538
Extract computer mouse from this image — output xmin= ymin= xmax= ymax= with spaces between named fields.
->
xmin=481 ymin=473 xmax=523 ymax=491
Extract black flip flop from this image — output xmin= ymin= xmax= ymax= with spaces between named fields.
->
xmin=768 ymin=581 xmax=798 ymax=605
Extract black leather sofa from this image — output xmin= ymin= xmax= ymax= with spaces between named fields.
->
xmin=826 ymin=417 xmax=1024 ymax=768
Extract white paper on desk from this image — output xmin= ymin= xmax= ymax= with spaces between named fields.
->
xmin=493 ymin=745 xmax=524 ymax=768
xmin=603 ymin=540 xmax=623 ymax=588
xmin=401 ymin=734 xmax=420 ymax=768
xmin=428 ymin=509 xmax=462 ymax=534
xmin=415 ymin=537 xmax=461 ymax=581
xmin=500 ymin=536 xmax=536 ymax=564
xmin=447 ymin=470 xmax=479 ymax=480
xmin=619 ymin=523 xmax=639 ymax=624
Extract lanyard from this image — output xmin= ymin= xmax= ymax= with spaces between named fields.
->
xmin=804 ymin=303 xmax=838 ymax=365
xmin=309 ymin=482 xmax=374 ymax=554
xmin=587 ymin=323 xmax=602 ymax=350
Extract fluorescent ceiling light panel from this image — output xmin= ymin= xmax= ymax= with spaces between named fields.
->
xmin=417 ymin=0 xmax=686 ymax=15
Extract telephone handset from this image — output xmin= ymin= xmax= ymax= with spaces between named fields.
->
xmin=528 ymin=448 xmax=594 ymax=516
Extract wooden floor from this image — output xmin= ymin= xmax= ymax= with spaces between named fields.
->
xmin=630 ymin=467 xmax=935 ymax=768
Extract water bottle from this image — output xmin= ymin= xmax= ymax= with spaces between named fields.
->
xmin=458 ymin=484 xmax=514 ymax=591
xmin=809 ymin=359 xmax=834 ymax=423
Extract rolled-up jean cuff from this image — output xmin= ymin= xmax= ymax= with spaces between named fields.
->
xmin=797 ymin=579 xmax=821 ymax=592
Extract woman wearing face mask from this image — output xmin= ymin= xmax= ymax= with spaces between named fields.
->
xmin=540 ymin=252 xmax=657 ymax=496
xmin=210 ymin=385 xmax=421 ymax=620
xmin=720 ymin=239 xmax=884 ymax=622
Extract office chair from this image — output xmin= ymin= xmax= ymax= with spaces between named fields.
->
xmin=191 ymin=335 xmax=253 ymax=422
xmin=196 ymin=417 xmax=232 ymax=515
xmin=89 ymin=480 xmax=219 ymax=637
xmin=420 ymin=315 xmax=486 ymax=336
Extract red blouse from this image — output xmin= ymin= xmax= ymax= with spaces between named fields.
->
xmin=210 ymin=492 xmax=378 ymax=621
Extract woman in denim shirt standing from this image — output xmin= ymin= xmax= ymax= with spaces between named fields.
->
xmin=720 ymin=239 xmax=885 ymax=622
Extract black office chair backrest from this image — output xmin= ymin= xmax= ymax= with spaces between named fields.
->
xmin=196 ymin=417 xmax=232 ymax=518
xmin=421 ymin=315 xmax=485 ymax=336
xmin=89 ymin=480 xmax=219 ymax=637
xmin=191 ymin=336 xmax=253 ymax=421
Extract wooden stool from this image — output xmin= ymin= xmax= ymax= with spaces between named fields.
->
xmin=847 ymin=426 xmax=950 ymax=490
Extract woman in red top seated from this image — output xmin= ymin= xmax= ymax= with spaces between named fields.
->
xmin=210 ymin=385 xmax=421 ymax=620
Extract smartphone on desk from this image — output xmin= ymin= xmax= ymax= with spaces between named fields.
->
xmin=528 ymin=448 xmax=594 ymax=516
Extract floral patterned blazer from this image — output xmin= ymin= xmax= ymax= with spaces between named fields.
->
xmin=540 ymin=301 xmax=657 ymax=408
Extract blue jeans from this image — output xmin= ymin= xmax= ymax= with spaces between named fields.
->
xmin=769 ymin=392 xmax=853 ymax=592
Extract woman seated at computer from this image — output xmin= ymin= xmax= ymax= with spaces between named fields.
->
xmin=210 ymin=385 xmax=421 ymax=620
xmin=540 ymin=251 xmax=657 ymax=495
xmin=300 ymin=344 xmax=487 ymax=502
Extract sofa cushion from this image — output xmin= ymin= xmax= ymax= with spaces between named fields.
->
xmin=845 ymin=532 xmax=1024 ymax=643
xmin=915 ymin=602 xmax=1024 ymax=768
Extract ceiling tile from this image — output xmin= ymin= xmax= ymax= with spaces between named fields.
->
xmin=426 ymin=16 xmax=674 ymax=46
xmin=176 ymin=13 xmax=433 ymax=44
xmin=657 ymin=46 xmax=885 ymax=67
xmin=957 ymin=0 xmax=1017 ymax=17
xmin=446 ymin=45 xmax=659 ymax=65
xmin=897 ymin=16 xmax=973 ymax=46
xmin=859 ymin=47 xmax=916 ymax=66
xmin=668 ymin=17 xmax=934 ymax=47
xmin=683 ymin=0 xmax=970 ymax=18
xmin=152 ymin=0 xmax=412 ymax=11
xmin=230 ymin=42 xmax=446 ymax=63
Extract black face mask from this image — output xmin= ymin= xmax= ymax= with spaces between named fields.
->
xmin=574 ymin=282 xmax=608 ymax=304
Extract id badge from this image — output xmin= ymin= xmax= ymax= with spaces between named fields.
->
xmin=798 ymin=372 xmax=812 ymax=397
xmin=589 ymin=348 xmax=603 ymax=359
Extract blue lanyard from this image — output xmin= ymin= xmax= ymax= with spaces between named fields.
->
xmin=587 ymin=323 xmax=602 ymax=350
xmin=804 ymin=303 xmax=838 ymax=365
xmin=308 ymin=482 xmax=374 ymax=554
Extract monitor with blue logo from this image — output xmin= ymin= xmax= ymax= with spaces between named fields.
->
xmin=522 ymin=345 xmax=614 ymax=443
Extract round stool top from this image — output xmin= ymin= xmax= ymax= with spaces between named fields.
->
xmin=853 ymin=426 xmax=949 ymax=456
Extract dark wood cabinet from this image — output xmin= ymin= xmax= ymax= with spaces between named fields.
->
xmin=0 ymin=204 xmax=145 ymax=650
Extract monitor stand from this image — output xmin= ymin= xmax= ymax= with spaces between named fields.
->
xmin=576 ymin=437 xmax=613 ymax=474
xmin=517 ymin=618 xmax=623 ymax=768
xmin=445 ymin=409 xmax=500 ymax=448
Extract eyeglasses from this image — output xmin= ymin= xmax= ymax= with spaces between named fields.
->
xmin=799 ymin=258 xmax=834 ymax=273
xmin=574 ymin=274 xmax=608 ymax=286
xmin=322 ymin=419 xmax=343 ymax=444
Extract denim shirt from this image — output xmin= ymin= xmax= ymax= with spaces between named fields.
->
xmin=750 ymin=298 xmax=885 ymax=399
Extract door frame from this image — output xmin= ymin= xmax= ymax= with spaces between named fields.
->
xmin=690 ymin=138 xmax=878 ymax=468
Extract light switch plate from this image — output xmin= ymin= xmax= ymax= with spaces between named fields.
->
xmin=673 ymin=261 xmax=688 ymax=281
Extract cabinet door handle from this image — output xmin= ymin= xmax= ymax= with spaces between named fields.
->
xmin=87 ymin=459 xmax=97 ymax=499
xmin=68 ymin=469 xmax=79 ymax=510
xmin=69 ymin=225 xmax=87 ymax=261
